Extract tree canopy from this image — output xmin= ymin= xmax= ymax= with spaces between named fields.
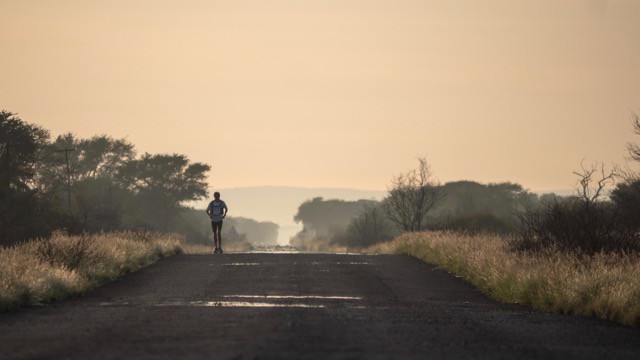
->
xmin=0 ymin=111 xmax=49 ymax=190
xmin=118 ymin=153 xmax=210 ymax=206
xmin=1 ymin=110 xmax=215 ymax=245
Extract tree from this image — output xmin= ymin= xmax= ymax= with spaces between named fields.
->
xmin=118 ymin=153 xmax=209 ymax=204
xmin=117 ymin=153 xmax=210 ymax=229
xmin=627 ymin=112 xmax=640 ymax=162
xmin=36 ymin=133 xmax=135 ymax=192
xmin=34 ymin=133 xmax=137 ymax=231
xmin=611 ymin=180 xmax=640 ymax=229
xmin=293 ymin=197 xmax=378 ymax=238
xmin=0 ymin=111 xmax=66 ymax=245
xmin=340 ymin=203 xmax=396 ymax=247
xmin=225 ymin=217 xmax=279 ymax=245
xmin=1 ymin=112 xmax=216 ymax=241
xmin=0 ymin=111 xmax=49 ymax=190
xmin=612 ymin=112 xmax=640 ymax=230
xmin=72 ymin=176 xmax=130 ymax=231
xmin=432 ymin=181 xmax=530 ymax=227
xmin=385 ymin=157 xmax=442 ymax=232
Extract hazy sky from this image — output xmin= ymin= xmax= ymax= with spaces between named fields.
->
xmin=2 ymin=0 xmax=639 ymax=192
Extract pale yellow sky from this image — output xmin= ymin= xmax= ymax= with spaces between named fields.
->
xmin=2 ymin=0 xmax=639 ymax=192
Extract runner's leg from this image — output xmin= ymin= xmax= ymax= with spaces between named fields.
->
xmin=218 ymin=220 xmax=223 ymax=251
xmin=211 ymin=221 xmax=217 ymax=249
xmin=213 ymin=221 xmax=223 ymax=249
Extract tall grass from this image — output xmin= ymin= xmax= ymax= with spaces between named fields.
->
xmin=367 ymin=231 xmax=640 ymax=327
xmin=0 ymin=231 xmax=183 ymax=310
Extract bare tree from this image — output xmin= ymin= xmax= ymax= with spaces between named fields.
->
xmin=386 ymin=157 xmax=443 ymax=232
xmin=573 ymin=161 xmax=617 ymax=205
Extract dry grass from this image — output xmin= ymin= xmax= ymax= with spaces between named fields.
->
xmin=367 ymin=231 xmax=640 ymax=327
xmin=0 ymin=231 xmax=183 ymax=310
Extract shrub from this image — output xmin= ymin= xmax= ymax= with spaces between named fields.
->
xmin=513 ymin=163 xmax=640 ymax=254
xmin=332 ymin=204 xmax=399 ymax=248
xmin=611 ymin=179 xmax=640 ymax=230
xmin=514 ymin=197 xmax=640 ymax=254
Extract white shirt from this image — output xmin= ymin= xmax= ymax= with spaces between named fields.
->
xmin=207 ymin=200 xmax=227 ymax=222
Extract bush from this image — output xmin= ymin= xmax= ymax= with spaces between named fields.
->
xmin=514 ymin=196 xmax=640 ymax=254
xmin=514 ymin=164 xmax=640 ymax=254
xmin=611 ymin=179 xmax=640 ymax=230
xmin=331 ymin=204 xmax=398 ymax=248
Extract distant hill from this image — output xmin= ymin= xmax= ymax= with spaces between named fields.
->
xmin=189 ymin=186 xmax=387 ymax=244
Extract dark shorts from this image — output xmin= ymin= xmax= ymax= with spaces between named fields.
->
xmin=211 ymin=221 xmax=223 ymax=233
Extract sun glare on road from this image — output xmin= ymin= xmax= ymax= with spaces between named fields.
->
xmin=222 ymin=263 xmax=262 ymax=266
xmin=98 ymin=294 xmax=364 ymax=309
xmin=180 ymin=301 xmax=327 ymax=308
xmin=222 ymin=295 xmax=363 ymax=300
xmin=154 ymin=295 xmax=364 ymax=309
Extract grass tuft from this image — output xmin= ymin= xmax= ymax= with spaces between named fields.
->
xmin=0 ymin=231 xmax=183 ymax=310
xmin=367 ymin=231 xmax=640 ymax=327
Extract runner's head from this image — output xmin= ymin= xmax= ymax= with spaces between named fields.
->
xmin=214 ymin=192 xmax=220 ymax=200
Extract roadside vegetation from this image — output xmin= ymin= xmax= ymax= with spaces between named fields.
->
xmin=367 ymin=231 xmax=640 ymax=327
xmin=0 ymin=110 xmax=277 ymax=248
xmin=0 ymin=109 xmax=287 ymax=311
xmin=0 ymin=231 xmax=183 ymax=310
xmin=359 ymin=142 xmax=640 ymax=328
xmin=309 ymin=113 xmax=640 ymax=327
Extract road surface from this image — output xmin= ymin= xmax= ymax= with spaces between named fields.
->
xmin=1 ymin=253 xmax=640 ymax=359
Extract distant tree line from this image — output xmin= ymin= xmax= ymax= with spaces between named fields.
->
xmin=290 ymin=158 xmax=549 ymax=250
xmin=290 ymin=197 xmax=381 ymax=250
xmin=293 ymin=114 xmax=640 ymax=254
xmin=0 ymin=110 xmax=277 ymax=247
xmin=229 ymin=217 xmax=279 ymax=245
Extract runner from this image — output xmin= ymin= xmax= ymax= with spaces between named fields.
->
xmin=206 ymin=192 xmax=228 ymax=253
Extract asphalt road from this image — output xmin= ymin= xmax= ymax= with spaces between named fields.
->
xmin=1 ymin=253 xmax=640 ymax=359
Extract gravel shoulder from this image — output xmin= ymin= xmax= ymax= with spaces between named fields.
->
xmin=1 ymin=253 xmax=639 ymax=359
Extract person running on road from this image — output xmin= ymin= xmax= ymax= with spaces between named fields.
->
xmin=206 ymin=192 xmax=228 ymax=253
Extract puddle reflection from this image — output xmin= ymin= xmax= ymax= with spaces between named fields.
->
xmin=97 ymin=294 xmax=363 ymax=308
xmin=222 ymin=263 xmax=261 ymax=266
xmin=166 ymin=301 xmax=326 ymax=308
xmin=222 ymin=295 xmax=362 ymax=300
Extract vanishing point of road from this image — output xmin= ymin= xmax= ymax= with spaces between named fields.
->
xmin=1 ymin=253 xmax=640 ymax=359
